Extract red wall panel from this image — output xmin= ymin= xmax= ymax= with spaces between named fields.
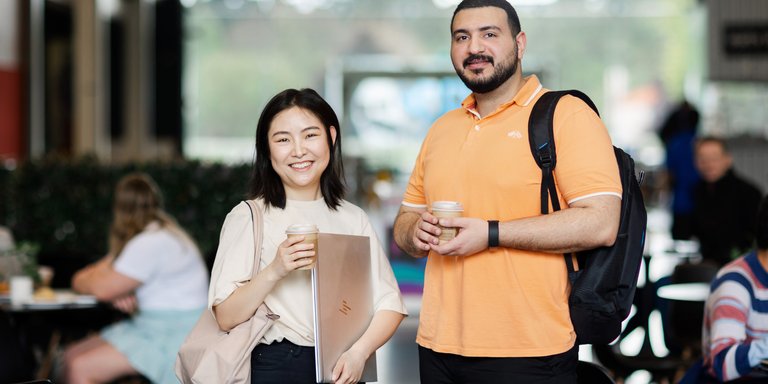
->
xmin=0 ymin=68 xmax=22 ymax=160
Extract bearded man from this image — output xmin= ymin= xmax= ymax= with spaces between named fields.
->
xmin=393 ymin=0 xmax=622 ymax=382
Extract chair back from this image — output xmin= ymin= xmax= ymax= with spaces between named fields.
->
xmin=577 ymin=360 xmax=616 ymax=384
xmin=0 ymin=312 xmax=35 ymax=383
xmin=668 ymin=262 xmax=719 ymax=350
xmin=671 ymin=262 xmax=719 ymax=284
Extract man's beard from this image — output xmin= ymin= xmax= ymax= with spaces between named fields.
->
xmin=456 ymin=51 xmax=518 ymax=94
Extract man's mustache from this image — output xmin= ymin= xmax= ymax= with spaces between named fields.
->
xmin=464 ymin=54 xmax=494 ymax=68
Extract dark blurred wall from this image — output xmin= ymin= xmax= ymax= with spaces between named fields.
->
xmin=154 ymin=0 xmax=184 ymax=153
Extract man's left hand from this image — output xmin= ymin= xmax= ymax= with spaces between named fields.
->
xmin=430 ymin=217 xmax=489 ymax=256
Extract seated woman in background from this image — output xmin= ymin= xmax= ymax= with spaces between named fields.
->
xmin=702 ymin=194 xmax=768 ymax=383
xmin=61 ymin=172 xmax=209 ymax=384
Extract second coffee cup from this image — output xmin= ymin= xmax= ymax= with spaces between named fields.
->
xmin=286 ymin=224 xmax=319 ymax=270
xmin=431 ymin=201 xmax=464 ymax=244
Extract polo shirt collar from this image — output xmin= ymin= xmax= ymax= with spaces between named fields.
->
xmin=461 ymin=75 xmax=544 ymax=118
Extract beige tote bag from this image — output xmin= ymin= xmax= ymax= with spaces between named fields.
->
xmin=175 ymin=200 xmax=279 ymax=384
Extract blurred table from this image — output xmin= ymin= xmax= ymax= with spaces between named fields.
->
xmin=0 ymin=289 xmax=98 ymax=312
xmin=670 ymin=240 xmax=701 ymax=259
xmin=656 ymin=283 xmax=710 ymax=302
xmin=0 ymin=290 xmax=115 ymax=381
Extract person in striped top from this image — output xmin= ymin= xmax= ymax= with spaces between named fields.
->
xmin=702 ymin=193 xmax=768 ymax=382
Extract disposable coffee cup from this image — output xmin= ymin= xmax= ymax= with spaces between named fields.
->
xmin=431 ymin=201 xmax=464 ymax=244
xmin=286 ymin=224 xmax=319 ymax=270
xmin=10 ymin=275 xmax=33 ymax=306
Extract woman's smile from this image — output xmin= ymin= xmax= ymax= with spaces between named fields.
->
xmin=268 ymin=106 xmax=336 ymax=200
xmin=290 ymin=161 xmax=313 ymax=170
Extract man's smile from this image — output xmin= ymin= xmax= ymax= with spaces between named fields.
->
xmin=464 ymin=54 xmax=494 ymax=70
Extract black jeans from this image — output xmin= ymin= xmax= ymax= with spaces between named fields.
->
xmin=250 ymin=340 xmax=316 ymax=384
xmin=250 ymin=340 xmax=366 ymax=383
xmin=419 ymin=345 xmax=578 ymax=384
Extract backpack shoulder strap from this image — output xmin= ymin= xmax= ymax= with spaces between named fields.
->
xmin=528 ymin=89 xmax=601 ymax=276
xmin=528 ymin=89 xmax=600 ymax=214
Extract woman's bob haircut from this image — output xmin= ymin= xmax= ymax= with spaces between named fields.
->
xmin=249 ymin=88 xmax=345 ymax=210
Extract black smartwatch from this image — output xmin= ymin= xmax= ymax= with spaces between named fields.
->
xmin=488 ymin=220 xmax=499 ymax=248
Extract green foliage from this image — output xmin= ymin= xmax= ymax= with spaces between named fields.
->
xmin=0 ymin=242 xmax=41 ymax=283
xmin=0 ymin=157 xmax=252 ymax=266
xmin=15 ymin=242 xmax=41 ymax=282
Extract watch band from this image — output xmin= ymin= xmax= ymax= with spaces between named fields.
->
xmin=488 ymin=220 xmax=499 ymax=248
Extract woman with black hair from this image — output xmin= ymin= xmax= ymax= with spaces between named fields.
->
xmin=208 ymin=88 xmax=406 ymax=384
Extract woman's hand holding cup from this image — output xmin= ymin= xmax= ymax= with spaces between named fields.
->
xmin=269 ymin=235 xmax=316 ymax=278
xmin=285 ymin=224 xmax=319 ymax=270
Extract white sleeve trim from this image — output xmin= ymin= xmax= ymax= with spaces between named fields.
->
xmin=401 ymin=201 xmax=428 ymax=209
xmin=567 ymin=191 xmax=622 ymax=205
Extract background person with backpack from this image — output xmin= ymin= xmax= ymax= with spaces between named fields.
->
xmin=393 ymin=0 xmax=622 ymax=383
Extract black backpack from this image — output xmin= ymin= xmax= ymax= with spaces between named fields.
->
xmin=528 ymin=90 xmax=647 ymax=345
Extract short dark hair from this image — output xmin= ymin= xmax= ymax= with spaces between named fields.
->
xmin=757 ymin=194 xmax=768 ymax=250
xmin=249 ymin=88 xmax=345 ymax=210
xmin=695 ymin=135 xmax=730 ymax=154
xmin=451 ymin=0 xmax=522 ymax=36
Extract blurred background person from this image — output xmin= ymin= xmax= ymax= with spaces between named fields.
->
xmin=692 ymin=137 xmax=763 ymax=267
xmin=658 ymin=100 xmax=701 ymax=240
xmin=60 ymin=172 xmax=209 ymax=384
xmin=701 ymin=194 xmax=768 ymax=382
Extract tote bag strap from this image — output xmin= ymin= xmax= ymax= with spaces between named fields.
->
xmin=244 ymin=199 xmax=277 ymax=318
xmin=244 ymin=200 xmax=264 ymax=276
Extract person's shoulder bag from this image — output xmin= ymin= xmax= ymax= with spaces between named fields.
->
xmin=175 ymin=199 xmax=279 ymax=383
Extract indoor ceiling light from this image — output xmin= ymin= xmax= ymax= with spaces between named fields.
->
xmin=282 ymin=0 xmax=333 ymax=14
xmin=432 ymin=0 xmax=461 ymax=9
xmin=434 ymin=0 xmax=560 ymax=7
xmin=510 ymin=0 xmax=559 ymax=5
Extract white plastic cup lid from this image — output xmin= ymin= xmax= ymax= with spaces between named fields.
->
xmin=431 ymin=201 xmax=464 ymax=211
xmin=286 ymin=224 xmax=319 ymax=234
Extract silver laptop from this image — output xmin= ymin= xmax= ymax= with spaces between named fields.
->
xmin=312 ymin=233 xmax=377 ymax=383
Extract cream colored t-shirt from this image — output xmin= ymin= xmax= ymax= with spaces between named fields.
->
xmin=209 ymin=198 xmax=407 ymax=347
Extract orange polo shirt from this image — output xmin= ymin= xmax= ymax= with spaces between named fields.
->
xmin=402 ymin=75 xmax=622 ymax=357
